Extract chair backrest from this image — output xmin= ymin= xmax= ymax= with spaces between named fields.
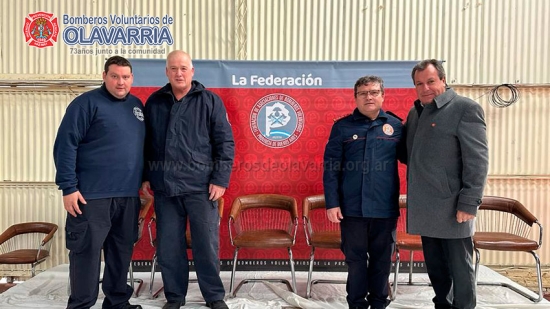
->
xmin=479 ymin=196 xmax=537 ymax=226
xmin=397 ymin=194 xmax=407 ymax=230
xmin=0 ymin=222 xmax=58 ymax=248
xmin=229 ymin=194 xmax=298 ymax=236
xmin=230 ymin=194 xmax=298 ymax=224
xmin=476 ymin=196 xmax=540 ymax=240
xmin=138 ymin=194 xmax=154 ymax=242
xmin=303 ymin=194 xmax=325 ymax=218
xmin=398 ymin=195 xmax=407 ymax=209
xmin=302 ymin=194 xmax=340 ymax=247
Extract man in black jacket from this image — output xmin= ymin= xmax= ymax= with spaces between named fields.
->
xmin=141 ymin=50 xmax=234 ymax=309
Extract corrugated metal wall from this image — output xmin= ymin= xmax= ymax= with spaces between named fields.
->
xmin=0 ymin=88 xmax=85 ymax=182
xmin=1 ymin=0 xmax=236 ymax=80
xmin=0 ymin=184 xmax=65 ymax=276
xmin=454 ymin=86 xmax=550 ymax=175
xmin=1 ymin=0 xmax=548 ymax=84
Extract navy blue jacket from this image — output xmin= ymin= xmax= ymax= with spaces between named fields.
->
xmin=53 ymin=85 xmax=145 ymax=199
xmin=323 ymin=109 xmax=404 ymax=218
xmin=143 ymin=81 xmax=235 ymax=196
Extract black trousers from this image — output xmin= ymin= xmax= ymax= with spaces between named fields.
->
xmin=340 ymin=216 xmax=397 ymax=309
xmin=421 ymin=236 xmax=476 ymax=309
xmin=66 ymin=197 xmax=140 ymax=309
xmin=155 ymin=193 xmax=225 ymax=303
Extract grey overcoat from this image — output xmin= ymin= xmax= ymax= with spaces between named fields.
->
xmin=405 ymin=88 xmax=489 ymax=238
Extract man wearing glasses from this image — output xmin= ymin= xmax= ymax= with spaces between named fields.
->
xmin=323 ymin=76 xmax=405 ymax=309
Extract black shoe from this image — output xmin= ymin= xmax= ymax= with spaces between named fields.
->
xmin=206 ymin=300 xmax=229 ymax=309
xmin=121 ymin=304 xmax=142 ymax=309
xmin=162 ymin=301 xmax=186 ymax=309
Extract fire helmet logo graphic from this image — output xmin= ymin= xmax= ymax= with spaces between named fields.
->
xmin=23 ymin=12 xmax=59 ymax=48
xmin=250 ymin=93 xmax=305 ymax=148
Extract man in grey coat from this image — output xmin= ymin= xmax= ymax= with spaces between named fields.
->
xmin=405 ymin=59 xmax=489 ymax=309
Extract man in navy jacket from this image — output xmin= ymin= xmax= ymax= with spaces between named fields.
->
xmin=54 ymin=56 xmax=145 ymax=309
xmin=141 ymin=50 xmax=234 ymax=309
xmin=323 ymin=75 xmax=405 ymax=309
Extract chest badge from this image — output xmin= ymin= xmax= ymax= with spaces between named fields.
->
xmin=133 ymin=107 xmax=144 ymax=121
xmin=352 ymin=134 xmax=358 ymax=140
xmin=382 ymin=124 xmax=394 ymax=136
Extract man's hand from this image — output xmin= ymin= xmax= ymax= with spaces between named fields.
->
xmin=141 ymin=181 xmax=153 ymax=197
xmin=63 ymin=191 xmax=86 ymax=217
xmin=456 ymin=210 xmax=475 ymax=223
xmin=209 ymin=184 xmax=226 ymax=201
xmin=327 ymin=207 xmax=343 ymax=223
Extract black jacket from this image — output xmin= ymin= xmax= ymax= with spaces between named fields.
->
xmin=143 ymin=81 xmax=235 ymax=196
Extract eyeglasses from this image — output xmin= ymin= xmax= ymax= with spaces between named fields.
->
xmin=356 ymin=90 xmax=382 ymax=98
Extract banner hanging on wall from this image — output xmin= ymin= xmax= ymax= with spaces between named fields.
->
xmin=130 ymin=60 xmax=420 ymax=271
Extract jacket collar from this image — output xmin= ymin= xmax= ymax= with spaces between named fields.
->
xmin=352 ymin=108 xmax=389 ymax=121
xmin=433 ymin=87 xmax=457 ymax=108
xmin=414 ymin=87 xmax=457 ymax=110
xmin=100 ymin=83 xmax=129 ymax=102
xmin=158 ymin=80 xmax=205 ymax=96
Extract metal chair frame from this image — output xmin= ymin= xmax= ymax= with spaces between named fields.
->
xmin=228 ymin=194 xmax=298 ymax=297
xmin=0 ymin=222 xmax=58 ymax=277
xmin=302 ymin=194 xmax=345 ymax=298
xmin=392 ymin=195 xmax=428 ymax=300
xmin=474 ymin=196 xmax=543 ymax=303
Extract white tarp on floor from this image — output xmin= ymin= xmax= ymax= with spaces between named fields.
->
xmin=0 ymin=264 xmax=549 ymax=308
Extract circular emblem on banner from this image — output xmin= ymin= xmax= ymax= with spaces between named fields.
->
xmin=23 ymin=12 xmax=59 ymax=48
xmin=250 ymin=93 xmax=305 ymax=148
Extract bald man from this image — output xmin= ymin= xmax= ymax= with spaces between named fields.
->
xmin=141 ymin=51 xmax=234 ymax=309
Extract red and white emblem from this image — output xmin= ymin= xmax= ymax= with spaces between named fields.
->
xmin=23 ymin=12 xmax=59 ymax=48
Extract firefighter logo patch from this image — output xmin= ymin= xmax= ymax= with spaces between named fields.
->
xmin=382 ymin=124 xmax=394 ymax=136
xmin=23 ymin=12 xmax=59 ymax=48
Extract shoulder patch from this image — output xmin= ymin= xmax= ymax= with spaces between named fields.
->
xmin=385 ymin=111 xmax=403 ymax=122
xmin=333 ymin=113 xmax=351 ymax=123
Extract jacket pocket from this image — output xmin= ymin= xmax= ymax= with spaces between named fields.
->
xmin=65 ymin=218 xmax=89 ymax=254
xmin=191 ymin=151 xmax=213 ymax=165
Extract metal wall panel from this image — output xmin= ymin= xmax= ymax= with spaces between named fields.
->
xmin=0 ymin=88 xmax=86 ymax=182
xmin=0 ymin=0 xmax=235 ymax=81
xmin=245 ymin=0 xmax=548 ymax=85
xmin=0 ymin=183 xmax=67 ymax=276
xmin=1 ymin=0 xmax=548 ymax=84
xmin=454 ymin=86 xmax=550 ymax=176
